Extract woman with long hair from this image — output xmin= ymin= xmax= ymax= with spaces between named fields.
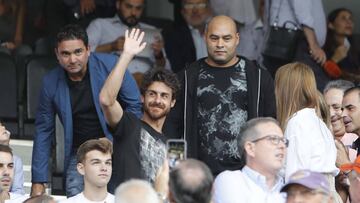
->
xmin=323 ymin=8 xmax=360 ymax=83
xmin=275 ymin=62 xmax=342 ymax=202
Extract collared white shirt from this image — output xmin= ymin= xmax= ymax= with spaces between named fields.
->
xmin=213 ymin=166 xmax=285 ymax=203
xmin=188 ymin=25 xmax=207 ymax=60
xmin=284 ymin=108 xmax=339 ymax=181
xmin=86 ymin=15 xmax=171 ymax=73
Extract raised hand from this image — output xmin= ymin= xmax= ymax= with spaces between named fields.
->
xmin=334 ymin=139 xmax=351 ymax=167
xmin=123 ymin=28 xmax=147 ymax=56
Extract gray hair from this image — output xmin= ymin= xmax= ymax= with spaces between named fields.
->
xmin=169 ymin=159 xmax=213 ymax=203
xmin=237 ymin=117 xmax=280 ymax=162
xmin=115 ymin=179 xmax=159 ymax=203
xmin=323 ymin=79 xmax=354 ymax=94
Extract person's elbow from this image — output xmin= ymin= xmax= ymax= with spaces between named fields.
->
xmin=99 ymin=91 xmax=115 ymax=109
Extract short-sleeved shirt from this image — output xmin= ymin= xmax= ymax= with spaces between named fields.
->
xmin=60 ymin=192 xmax=114 ymax=203
xmin=111 ymin=112 xmax=167 ymax=186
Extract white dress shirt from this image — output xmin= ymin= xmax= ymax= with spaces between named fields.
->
xmin=284 ymin=108 xmax=339 ymax=181
xmin=213 ymin=166 xmax=285 ymax=203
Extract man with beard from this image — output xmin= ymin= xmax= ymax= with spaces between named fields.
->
xmin=86 ymin=0 xmax=170 ymax=76
xmin=164 ymin=15 xmax=275 ymax=176
xmin=99 ymin=28 xmax=180 ymax=192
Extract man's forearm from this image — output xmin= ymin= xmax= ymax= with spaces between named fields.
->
xmin=95 ymin=43 xmax=115 ymax=53
xmin=303 ymin=26 xmax=318 ymax=50
xmin=100 ymin=53 xmax=135 ymax=106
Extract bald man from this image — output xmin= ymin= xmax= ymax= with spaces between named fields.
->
xmin=164 ymin=15 xmax=276 ymax=176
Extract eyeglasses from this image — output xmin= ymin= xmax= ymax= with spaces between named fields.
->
xmin=251 ymin=135 xmax=289 ymax=147
xmin=183 ymin=3 xmax=207 ymax=9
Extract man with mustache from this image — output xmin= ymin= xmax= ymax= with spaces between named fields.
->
xmin=60 ymin=139 xmax=114 ymax=203
xmin=213 ymin=117 xmax=287 ymax=203
xmin=164 ymin=15 xmax=276 ymax=176
xmin=0 ymin=145 xmax=27 ymax=202
xmin=99 ymin=28 xmax=180 ymax=192
xmin=86 ymin=0 xmax=170 ymax=76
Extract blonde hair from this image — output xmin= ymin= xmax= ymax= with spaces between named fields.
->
xmin=275 ymin=62 xmax=318 ymax=129
xmin=316 ymin=91 xmax=331 ymax=128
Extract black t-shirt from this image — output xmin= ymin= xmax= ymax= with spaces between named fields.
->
xmin=196 ymin=58 xmax=248 ymax=175
xmin=111 ymin=112 xmax=167 ymax=188
xmin=67 ymin=70 xmax=104 ymax=150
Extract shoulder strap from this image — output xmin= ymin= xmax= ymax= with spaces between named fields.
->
xmin=273 ymin=0 xmax=285 ymax=26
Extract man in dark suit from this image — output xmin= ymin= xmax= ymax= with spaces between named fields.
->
xmin=162 ymin=0 xmax=211 ymax=73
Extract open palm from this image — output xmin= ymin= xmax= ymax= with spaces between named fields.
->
xmin=123 ymin=28 xmax=147 ymax=56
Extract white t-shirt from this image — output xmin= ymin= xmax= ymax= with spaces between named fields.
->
xmin=60 ymin=192 xmax=114 ymax=203
xmin=5 ymin=193 xmax=28 ymax=202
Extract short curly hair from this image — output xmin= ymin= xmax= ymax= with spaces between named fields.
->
xmin=140 ymin=69 xmax=180 ymax=100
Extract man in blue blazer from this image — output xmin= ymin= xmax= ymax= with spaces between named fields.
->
xmin=30 ymin=24 xmax=142 ymax=197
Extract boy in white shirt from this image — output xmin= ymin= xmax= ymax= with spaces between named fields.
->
xmin=61 ymin=139 xmax=114 ymax=203
xmin=0 ymin=144 xmax=27 ymax=203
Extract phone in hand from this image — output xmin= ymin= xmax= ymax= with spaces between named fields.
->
xmin=166 ymin=139 xmax=187 ymax=169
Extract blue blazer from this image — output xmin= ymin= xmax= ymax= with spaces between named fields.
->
xmin=31 ymin=53 xmax=142 ymax=183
